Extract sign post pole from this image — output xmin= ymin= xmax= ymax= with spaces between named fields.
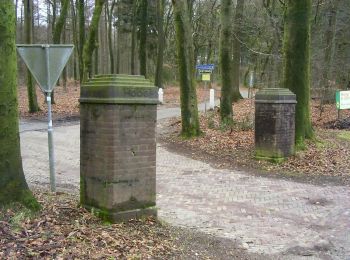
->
xmin=44 ymin=45 xmax=56 ymax=192
xmin=46 ymin=93 xmax=56 ymax=192
xmin=197 ymin=64 xmax=215 ymax=113
xmin=204 ymin=81 xmax=207 ymax=113
xmin=17 ymin=44 xmax=74 ymax=192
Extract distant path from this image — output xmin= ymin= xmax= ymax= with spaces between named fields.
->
xmin=20 ymin=87 xmax=248 ymax=130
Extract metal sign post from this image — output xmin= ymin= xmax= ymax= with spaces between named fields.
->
xmin=17 ymin=44 xmax=74 ymax=192
xmin=196 ymin=64 xmax=215 ymax=113
xmin=201 ymin=73 xmax=211 ymax=113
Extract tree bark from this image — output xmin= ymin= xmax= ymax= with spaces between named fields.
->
xmin=24 ymin=0 xmax=40 ymax=113
xmin=53 ymin=0 xmax=69 ymax=44
xmin=82 ymin=0 xmax=105 ymax=82
xmin=77 ymin=0 xmax=85 ymax=82
xmin=106 ymin=0 xmax=116 ymax=74
xmin=283 ymin=0 xmax=313 ymax=148
xmin=155 ymin=0 xmax=165 ymax=89
xmin=51 ymin=0 xmax=70 ymax=103
xmin=320 ymin=0 xmax=341 ymax=108
xmin=219 ymin=0 xmax=234 ymax=124
xmin=0 ymin=0 xmax=40 ymax=210
xmin=71 ymin=0 xmax=78 ymax=81
xmin=172 ymin=0 xmax=201 ymax=137
xmin=139 ymin=0 xmax=148 ymax=77
xmin=231 ymin=0 xmax=244 ymax=101
xmin=131 ymin=0 xmax=137 ymax=75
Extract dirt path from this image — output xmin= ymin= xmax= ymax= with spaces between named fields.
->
xmin=20 ymin=121 xmax=350 ymax=259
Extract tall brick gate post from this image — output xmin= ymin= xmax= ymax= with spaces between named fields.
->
xmin=80 ymin=74 xmax=158 ymax=222
xmin=255 ymin=88 xmax=297 ymax=162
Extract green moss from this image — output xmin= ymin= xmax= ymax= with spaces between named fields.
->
xmin=0 ymin=178 xmax=41 ymax=212
xmin=255 ymin=155 xmax=286 ymax=164
xmin=83 ymin=196 xmax=156 ymax=223
xmin=295 ymin=140 xmax=307 ymax=151
xmin=19 ymin=189 xmax=41 ymax=211
xmin=79 ymin=178 xmax=86 ymax=206
xmin=0 ymin=202 xmax=37 ymax=231
xmin=314 ymin=138 xmax=335 ymax=149
xmin=255 ymin=148 xmax=288 ymax=163
xmin=337 ymin=131 xmax=350 ymax=141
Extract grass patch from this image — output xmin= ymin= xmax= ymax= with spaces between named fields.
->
xmin=337 ymin=131 xmax=350 ymax=141
xmin=0 ymin=202 xmax=36 ymax=231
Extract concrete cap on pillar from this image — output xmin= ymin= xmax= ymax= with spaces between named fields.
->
xmin=255 ymin=88 xmax=297 ymax=104
xmin=80 ymin=74 xmax=159 ymax=105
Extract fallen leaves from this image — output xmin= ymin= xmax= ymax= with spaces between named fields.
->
xmin=162 ymin=83 xmax=221 ymax=108
xmin=163 ymin=99 xmax=350 ymax=181
xmin=0 ymin=190 xmax=177 ymax=259
xmin=18 ymin=80 xmax=80 ymax=121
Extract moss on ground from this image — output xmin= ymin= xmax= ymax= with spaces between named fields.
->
xmin=337 ymin=131 xmax=350 ymax=141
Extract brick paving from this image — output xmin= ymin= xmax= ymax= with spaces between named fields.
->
xmin=157 ymin=145 xmax=350 ymax=259
xmin=20 ymin=124 xmax=350 ymax=259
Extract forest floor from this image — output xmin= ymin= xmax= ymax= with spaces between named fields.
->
xmin=161 ymin=99 xmax=350 ymax=186
xmin=0 ymin=189 xmax=258 ymax=259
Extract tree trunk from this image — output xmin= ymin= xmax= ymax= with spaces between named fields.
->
xmin=53 ymin=0 xmax=69 ymax=44
xmin=139 ymin=0 xmax=148 ymax=77
xmin=131 ymin=0 xmax=137 ymax=75
xmin=283 ymin=0 xmax=313 ymax=148
xmin=231 ymin=0 xmax=244 ymax=101
xmin=82 ymin=0 xmax=105 ymax=82
xmin=219 ymin=0 xmax=233 ymax=124
xmin=94 ymin=35 xmax=99 ymax=75
xmin=0 ymin=0 xmax=40 ymax=210
xmin=77 ymin=0 xmax=85 ymax=82
xmin=62 ymin=22 xmax=67 ymax=90
xmin=106 ymin=0 xmax=116 ymax=74
xmin=155 ymin=0 xmax=165 ymax=88
xmin=51 ymin=0 xmax=70 ymax=103
xmin=320 ymin=0 xmax=341 ymax=108
xmin=172 ymin=0 xmax=200 ymax=137
xmin=71 ymin=0 xmax=78 ymax=81
xmin=52 ymin=0 xmax=57 ymax=36
xmin=24 ymin=0 xmax=40 ymax=113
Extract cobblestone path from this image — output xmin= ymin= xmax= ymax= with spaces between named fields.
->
xmin=157 ymin=145 xmax=350 ymax=259
xmin=21 ymin=124 xmax=350 ymax=259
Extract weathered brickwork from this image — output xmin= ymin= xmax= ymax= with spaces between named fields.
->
xmin=80 ymin=75 xmax=158 ymax=222
xmin=255 ymin=88 xmax=296 ymax=161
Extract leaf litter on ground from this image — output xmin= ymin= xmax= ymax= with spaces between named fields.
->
xmin=163 ymin=99 xmax=350 ymax=183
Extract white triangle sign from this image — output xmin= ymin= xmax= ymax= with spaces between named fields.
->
xmin=17 ymin=44 xmax=74 ymax=93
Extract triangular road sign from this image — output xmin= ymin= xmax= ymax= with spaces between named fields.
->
xmin=17 ymin=44 xmax=74 ymax=93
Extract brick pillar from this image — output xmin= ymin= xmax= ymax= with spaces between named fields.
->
xmin=255 ymin=88 xmax=297 ymax=162
xmin=80 ymin=74 xmax=158 ymax=222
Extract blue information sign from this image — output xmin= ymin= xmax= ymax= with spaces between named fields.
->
xmin=196 ymin=64 xmax=215 ymax=71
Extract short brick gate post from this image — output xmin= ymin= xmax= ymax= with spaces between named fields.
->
xmin=255 ymin=88 xmax=297 ymax=162
xmin=80 ymin=74 xmax=158 ymax=222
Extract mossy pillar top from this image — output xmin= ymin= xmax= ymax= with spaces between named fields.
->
xmin=80 ymin=74 xmax=158 ymax=222
xmin=80 ymin=74 xmax=158 ymax=104
xmin=255 ymin=88 xmax=297 ymax=162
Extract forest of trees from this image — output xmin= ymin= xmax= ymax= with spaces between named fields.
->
xmin=14 ymin=0 xmax=350 ymax=88
xmin=7 ymin=0 xmax=350 ymax=140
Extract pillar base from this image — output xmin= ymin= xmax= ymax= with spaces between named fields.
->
xmin=254 ymin=154 xmax=286 ymax=163
xmin=83 ymin=204 xmax=157 ymax=223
